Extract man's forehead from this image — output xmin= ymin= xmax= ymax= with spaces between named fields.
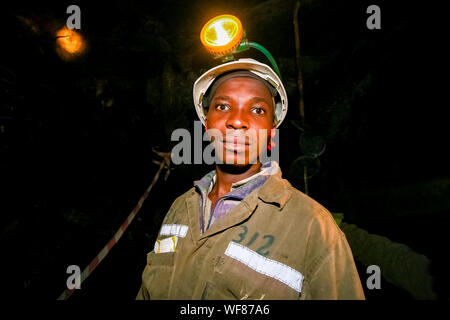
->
xmin=213 ymin=77 xmax=274 ymax=98
xmin=212 ymin=95 xmax=272 ymax=106
xmin=209 ymin=70 xmax=277 ymax=96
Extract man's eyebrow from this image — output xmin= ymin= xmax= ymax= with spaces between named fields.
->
xmin=212 ymin=96 xmax=270 ymax=104
xmin=249 ymin=97 xmax=271 ymax=104
xmin=212 ymin=95 xmax=231 ymax=101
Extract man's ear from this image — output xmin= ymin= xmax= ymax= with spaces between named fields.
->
xmin=271 ymin=118 xmax=277 ymax=128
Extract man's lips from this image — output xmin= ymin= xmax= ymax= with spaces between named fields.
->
xmin=221 ymin=139 xmax=250 ymax=145
xmin=218 ymin=139 xmax=251 ymax=153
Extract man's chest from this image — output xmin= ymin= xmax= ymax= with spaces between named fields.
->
xmin=147 ymin=197 xmax=306 ymax=299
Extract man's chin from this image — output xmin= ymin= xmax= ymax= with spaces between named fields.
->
xmin=216 ymin=163 xmax=254 ymax=174
xmin=221 ymin=153 xmax=253 ymax=166
xmin=216 ymin=153 xmax=261 ymax=173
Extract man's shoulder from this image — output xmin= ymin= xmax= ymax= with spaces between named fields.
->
xmin=282 ymin=180 xmax=344 ymax=240
xmin=284 ymin=183 xmax=330 ymax=217
xmin=160 ymin=187 xmax=197 ymax=223
xmin=169 ymin=187 xmax=197 ymax=209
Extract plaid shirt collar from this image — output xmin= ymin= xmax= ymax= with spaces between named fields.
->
xmin=194 ymin=161 xmax=279 ymax=201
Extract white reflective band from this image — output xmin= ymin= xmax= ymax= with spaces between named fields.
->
xmin=224 ymin=241 xmax=304 ymax=293
xmin=160 ymin=224 xmax=188 ymax=238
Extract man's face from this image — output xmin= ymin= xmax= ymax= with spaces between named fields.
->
xmin=205 ymin=77 xmax=275 ymax=166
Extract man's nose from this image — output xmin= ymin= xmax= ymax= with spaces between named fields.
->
xmin=225 ymin=110 xmax=249 ymax=130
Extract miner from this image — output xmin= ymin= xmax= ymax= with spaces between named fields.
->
xmin=136 ymin=58 xmax=365 ymax=300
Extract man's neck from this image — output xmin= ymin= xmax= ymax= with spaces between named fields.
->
xmin=211 ymin=162 xmax=262 ymax=198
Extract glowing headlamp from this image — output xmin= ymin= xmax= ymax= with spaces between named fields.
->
xmin=199 ymin=14 xmax=282 ymax=79
xmin=200 ymin=14 xmax=244 ymax=57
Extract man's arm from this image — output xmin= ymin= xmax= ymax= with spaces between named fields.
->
xmin=301 ymin=233 xmax=365 ymax=300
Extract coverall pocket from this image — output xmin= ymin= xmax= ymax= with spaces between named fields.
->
xmin=201 ymin=279 xmax=236 ymax=300
xmin=143 ymin=251 xmax=176 ymax=299
xmin=146 ymin=251 xmax=175 ymax=265
xmin=205 ymin=254 xmax=301 ymax=300
xmin=202 ymin=256 xmax=268 ymax=300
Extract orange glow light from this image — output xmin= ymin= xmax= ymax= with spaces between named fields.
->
xmin=56 ymin=26 xmax=85 ymax=57
xmin=200 ymin=14 xmax=243 ymax=56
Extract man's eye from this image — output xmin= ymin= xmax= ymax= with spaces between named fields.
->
xmin=251 ymin=107 xmax=265 ymax=115
xmin=216 ymin=104 xmax=230 ymax=111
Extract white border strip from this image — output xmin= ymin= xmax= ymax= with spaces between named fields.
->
xmin=160 ymin=224 xmax=188 ymax=238
xmin=225 ymin=241 xmax=303 ymax=293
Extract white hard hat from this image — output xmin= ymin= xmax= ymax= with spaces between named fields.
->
xmin=192 ymin=58 xmax=288 ymax=128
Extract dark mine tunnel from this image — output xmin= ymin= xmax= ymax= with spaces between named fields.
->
xmin=0 ymin=0 xmax=448 ymax=305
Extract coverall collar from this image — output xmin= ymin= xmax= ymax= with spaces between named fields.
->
xmin=187 ymin=162 xmax=291 ymax=242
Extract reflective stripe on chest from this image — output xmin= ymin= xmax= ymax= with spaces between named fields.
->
xmin=224 ymin=241 xmax=304 ymax=293
xmin=160 ymin=224 xmax=188 ymax=238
